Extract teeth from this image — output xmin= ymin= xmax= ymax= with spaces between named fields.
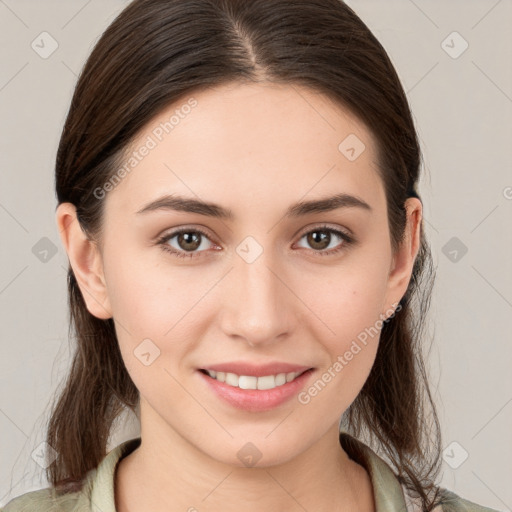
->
xmin=205 ymin=370 xmax=305 ymax=390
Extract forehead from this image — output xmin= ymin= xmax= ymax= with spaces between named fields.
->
xmin=105 ymin=81 xmax=384 ymax=217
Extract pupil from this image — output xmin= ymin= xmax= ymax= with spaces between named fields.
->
xmin=308 ymin=231 xmax=329 ymax=250
xmin=179 ymin=232 xmax=201 ymax=251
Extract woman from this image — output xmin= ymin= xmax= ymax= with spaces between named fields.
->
xmin=1 ymin=0 xmax=499 ymax=511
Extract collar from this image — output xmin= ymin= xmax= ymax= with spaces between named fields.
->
xmin=87 ymin=433 xmax=410 ymax=512
xmin=339 ymin=431 xmax=411 ymax=511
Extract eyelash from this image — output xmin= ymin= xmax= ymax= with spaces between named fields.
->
xmin=156 ymin=225 xmax=355 ymax=260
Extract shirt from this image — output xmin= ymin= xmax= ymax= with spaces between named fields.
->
xmin=1 ymin=432 xmax=499 ymax=511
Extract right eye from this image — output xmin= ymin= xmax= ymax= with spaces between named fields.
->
xmin=156 ymin=227 xmax=218 ymax=259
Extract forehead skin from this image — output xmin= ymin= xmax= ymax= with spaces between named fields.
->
xmin=103 ymin=81 xmax=385 ymax=238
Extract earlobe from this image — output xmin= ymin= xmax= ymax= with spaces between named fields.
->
xmin=55 ymin=202 xmax=112 ymax=320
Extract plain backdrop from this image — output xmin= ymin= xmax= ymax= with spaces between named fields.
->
xmin=0 ymin=0 xmax=511 ymax=509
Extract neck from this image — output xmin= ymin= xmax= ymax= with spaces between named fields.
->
xmin=115 ymin=408 xmax=374 ymax=512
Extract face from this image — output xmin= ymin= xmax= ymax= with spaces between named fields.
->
xmin=58 ymin=81 xmax=420 ymax=468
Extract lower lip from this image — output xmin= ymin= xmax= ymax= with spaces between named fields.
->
xmin=197 ymin=369 xmax=315 ymax=412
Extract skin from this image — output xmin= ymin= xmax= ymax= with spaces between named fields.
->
xmin=56 ymin=81 xmax=422 ymax=512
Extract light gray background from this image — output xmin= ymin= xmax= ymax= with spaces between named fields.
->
xmin=1 ymin=0 xmax=511 ymax=509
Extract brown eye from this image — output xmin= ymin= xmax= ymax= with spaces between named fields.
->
xmin=157 ymin=228 xmax=216 ymax=259
xmin=157 ymin=225 xmax=355 ymax=260
xmin=296 ymin=226 xmax=354 ymax=256
xmin=305 ymin=230 xmax=331 ymax=250
xmin=176 ymin=232 xmax=202 ymax=251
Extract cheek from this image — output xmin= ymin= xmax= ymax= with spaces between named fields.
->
xmin=303 ymin=255 xmax=390 ymax=344
xmin=295 ymin=252 xmax=391 ymax=398
xmin=103 ymin=244 xmax=209 ymax=333
xmin=104 ymin=254 xmax=203 ymax=404
xmin=102 ymin=248 xmax=218 ymax=388
xmin=298 ymin=288 xmax=385 ymax=415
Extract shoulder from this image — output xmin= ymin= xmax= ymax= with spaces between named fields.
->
xmin=436 ymin=487 xmax=501 ymax=512
xmin=400 ymin=484 xmax=500 ymax=512
xmin=1 ymin=438 xmax=140 ymax=512
xmin=1 ymin=484 xmax=89 ymax=511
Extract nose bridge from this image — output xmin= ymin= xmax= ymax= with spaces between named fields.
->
xmin=220 ymin=242 xmax=292 ymax=345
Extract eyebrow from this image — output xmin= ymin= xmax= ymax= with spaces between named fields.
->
xmin=135 ymin=192 xmax=372 ymax=219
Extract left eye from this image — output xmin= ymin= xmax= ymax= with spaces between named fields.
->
xmin=295 ymin=227 xmax=353 ymax=255
xmin=156 ymin=225 xmax=354 ymax=259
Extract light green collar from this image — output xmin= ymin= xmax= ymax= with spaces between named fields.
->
xmin=89 ymin=433 xmax=411 ymax=512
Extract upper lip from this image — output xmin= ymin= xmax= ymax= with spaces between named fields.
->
xmin=199 ymin=361 xmax=314 ymax=377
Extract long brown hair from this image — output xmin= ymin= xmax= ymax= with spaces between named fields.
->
xmin=48 ymin=0 xmax=444 ymax=509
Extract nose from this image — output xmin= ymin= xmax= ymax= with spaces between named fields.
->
xmin=218 ymin=249 xmax=294 ymax=348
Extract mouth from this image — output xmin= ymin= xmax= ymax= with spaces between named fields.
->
xmin=198 ymin=367 xmax=314 ymax=391
xmin=197 ymin=367 xmax=316 ymax=412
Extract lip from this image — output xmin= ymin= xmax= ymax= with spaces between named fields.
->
xmin=199 ymin=361 xmax=313 ymax=377
xmin=197 ymin=367 xmax=316 ymax=412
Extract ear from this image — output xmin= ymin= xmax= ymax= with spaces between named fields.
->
xmin=56 ymin=202 xmax=112 ymax=320
xmin=382 ymin=197 xmax=423 ymax=318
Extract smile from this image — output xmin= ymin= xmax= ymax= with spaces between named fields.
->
xmin=200 ymin=369 xmax=308 ymax=390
